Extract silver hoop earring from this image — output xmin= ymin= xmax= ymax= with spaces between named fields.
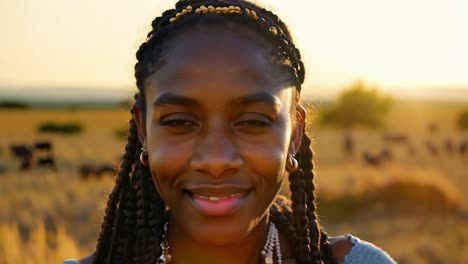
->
xmin=286 ymin=154 xmax=298 ymax=173
xmin=140 ymin=148 xmax=149 ymax=166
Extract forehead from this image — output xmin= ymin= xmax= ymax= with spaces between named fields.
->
xmin=145 ymin=26 xmax=292 ymax=101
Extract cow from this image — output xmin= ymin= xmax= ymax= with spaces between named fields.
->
xmin=10 ymin=144 xmax=33 ymax=170
xmin=79 ymin=163 xmax=116 ymax=180
xmin=444 ymin=138 xmax=454 ymax=155
xmin=363 ymin=151 xmax=382 ymax=167
xmin=362 ymin=148 xmax=393 ymax=167
xmin=79 ymin=164 xmax=94 ymax=180
xmin=95 ymin=164 xmax=116 ymax=176
xmin=460 ymin=139 xmax=468 ymax=156
xmin=10 ymin=144 xmax=32 ymax=159
xmin=424 ymin=140 xmax=439 ymax=156
xmin=343 ymin=132 xmax=354 ymax=158
xmin=34 ymin=141 xmax=53 ymax=152
xmin=382 ymin=133 xmax=409 ymax=144
xmin=37 ymin=156 xmax=56 ymax=169
xmin=380 ymin=148 xmax=393 ymax=161
xmin=20 ymin=153 xmax=33 ymax=170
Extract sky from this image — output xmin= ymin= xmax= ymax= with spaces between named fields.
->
xmin=0 ymin=0 xmax=467 ymax=99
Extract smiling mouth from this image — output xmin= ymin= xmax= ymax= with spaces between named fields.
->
xmin=191 ymin=193 xmax=242 ymax=201
xmin=183 ymin=185 xmax=251 ymax=216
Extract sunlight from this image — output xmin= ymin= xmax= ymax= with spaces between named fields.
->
xmin=0 ymin=0 xmax=466 ymax=94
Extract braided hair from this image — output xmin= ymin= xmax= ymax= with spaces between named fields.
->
xmin=93 ymin=1 xmax=335 ymax=263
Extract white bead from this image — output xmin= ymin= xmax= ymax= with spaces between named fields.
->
xmin=265 ymin=257 xmax=274 ymax=264
xmin=159 ymin=221 xmax=282 ymax=264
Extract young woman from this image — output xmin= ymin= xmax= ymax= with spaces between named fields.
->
xmin=65 ymin=0 xmax=395 ymax=263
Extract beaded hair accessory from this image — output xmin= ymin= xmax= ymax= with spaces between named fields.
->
xmin=144 ymin=1 xmax=304 ymax=90
xmin=167 ymin=5 xmax=279 ymax=36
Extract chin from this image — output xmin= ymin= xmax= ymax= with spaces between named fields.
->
xmin=169 ymin=187 xmax=274 ymax=246
xmin=186 ymin=216 xmax=261 ymax=246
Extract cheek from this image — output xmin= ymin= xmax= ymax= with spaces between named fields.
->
xmin=241 ymin=127 xmax=291 ymax=188
xmin=146 ymin=137 xmax=193 ymax=200
xmin=245 ymin=145 xmax=285 ymax=182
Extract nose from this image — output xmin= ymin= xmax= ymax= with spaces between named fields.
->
xmin=190 ymin=125 xmax=242 ymax=178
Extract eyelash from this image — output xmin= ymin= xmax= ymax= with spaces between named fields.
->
xmin=234 ymin=119 xmax=271 ymax=127
xmin=159 ymin=119 xmax=198 ymax=126
xmin=160 ymin=119 xmax=271 ymax=127
xmin=159 ymin=113 xmax=273 ymax=129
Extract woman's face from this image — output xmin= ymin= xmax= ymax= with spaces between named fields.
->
xmin=134 ymin=26 xmax=304 ymax=246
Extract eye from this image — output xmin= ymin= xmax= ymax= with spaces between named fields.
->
xmin=160 ymin=119 xmax=197 ymax=126
xmin=234 ymin=119 xmax=271 ymax=127
xmin=234 ymin=113 xmax=273 ymax=128
xmin=158 ymin=113 xmax=199 ymax=132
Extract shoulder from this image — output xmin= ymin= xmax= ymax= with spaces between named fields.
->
xmin=329 ymin=235 xmax=353 ymax=263
xmin=330 ymin=235 xmax=396 ymax=264
xmin=63 ymin=254 xmax=94 ymax=264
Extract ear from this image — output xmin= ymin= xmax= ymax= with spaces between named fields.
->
xmin=132 ymin=105 xmax=147 ymax=148
xmin=289 ymin=104 xmax=306 ymax=156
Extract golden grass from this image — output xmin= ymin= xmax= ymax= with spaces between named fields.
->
xmin=0 ymin=100 xmax=467 ymax=263
xmin=0 ymin=221 xmax=83 ymax=264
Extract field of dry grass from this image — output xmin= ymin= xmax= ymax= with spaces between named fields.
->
xmin=1 ymin=100 xmax=467 ymax=263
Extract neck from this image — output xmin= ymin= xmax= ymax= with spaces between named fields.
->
xmin=167 ymin=217 xmax=269 ymax=264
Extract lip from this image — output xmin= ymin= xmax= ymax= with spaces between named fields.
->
xmin=184 ymin=184 xmax=251 ymax=216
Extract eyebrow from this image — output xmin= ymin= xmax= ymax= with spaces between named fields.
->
xmin=152 ymin=91 xmax=281 ymax=108
xmin=231 ymin=92 xmax=281 ymax=108
xmin=153 ymin=93 xmax=199 ymax=108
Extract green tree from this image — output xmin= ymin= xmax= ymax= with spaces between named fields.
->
xmin=321 ymin=81 xmax=392 ymax=128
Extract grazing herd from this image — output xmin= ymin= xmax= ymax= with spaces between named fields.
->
xmin=78 ymin=163 xmax=116 ymax=180
xmin=344 ymin=126 xmax=468 ymax=167
xmin=2 ymin=141 xmax=117 ymax=180
xmin=10 ymin=141 xmax=55 ymax=170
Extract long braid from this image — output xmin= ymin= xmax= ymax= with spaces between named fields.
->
xmin=319 ymin=231 xmax=335 ymax=264
xmin=271 ymin=196 xmax=335 ymax=264
xmin=133 ymin=149 xmax=148 ymax=264
xmin=288 ymin=167 xmax=312 ymax=264
xmin=297 ymin=130 xmax=322 ymax=262
xmin=134 ymin=151 xmax=166 ymax=264
xmin=105 ymin=177 xmax=127 ymax=264
xmin=117 ymin=142 xmax=166 ymax=264
xmin=128 ymin=154 xmax=167 ymax=264
xmin=129 ymin=150 xmax=145 ymax=263
xmin=146 ymin=169 xmax=167 ymax=262
xmin=269 ymin=196 xmax=296 ymax=254
xmin=122 ymin=173 xmax=137 ymax=263
xmin=256 ymin=7 xmax=305 ymax=86
xmin=93 ymin=117 xmax=138 ymax=263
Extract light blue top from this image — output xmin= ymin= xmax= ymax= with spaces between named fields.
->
xmin=341 ymin=234 xmax=395 ymax=264
xmin=63 ymin=234 xmax=396 ymax=264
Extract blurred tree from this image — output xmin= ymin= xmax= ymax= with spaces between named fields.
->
xmin=37 ymin=121 xmax=83 ymax=134
xmin=113 ymin=126 xmax=128 ymax=141
xmin=0 ymin=100 xmax=28 ymax=109
xmin=457 ymin=109 xmax=468 ymax=130
xmin=321 ymin=80 xmax=392 ymax=128
xmin=119 ymin=98 xmax=133 ymax=110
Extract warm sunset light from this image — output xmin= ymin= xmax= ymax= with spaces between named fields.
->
xmin=2 ymin=2 xmax=468 ymax=263
xmin=0 ymin=0 xmax=467 ymax=98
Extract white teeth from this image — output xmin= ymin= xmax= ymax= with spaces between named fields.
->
xmin=193 ymin=193 xmax=241 ymax=201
